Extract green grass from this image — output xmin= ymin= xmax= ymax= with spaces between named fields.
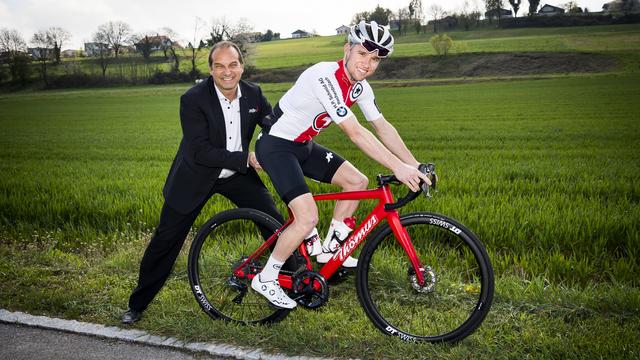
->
xmin=1 ymin=73 xmax=639 ymax=358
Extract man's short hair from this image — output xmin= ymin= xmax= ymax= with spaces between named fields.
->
xmin=208 ymin=41 xmax=244 ymax=67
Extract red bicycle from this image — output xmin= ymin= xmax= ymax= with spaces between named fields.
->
xmin=188 ymin=164 xmax=494 ymax=343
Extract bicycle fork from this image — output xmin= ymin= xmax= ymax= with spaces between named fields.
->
xmin=386 ymin=211 xmax=428 ymax=287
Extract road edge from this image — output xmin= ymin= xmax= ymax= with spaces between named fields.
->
xmin=0 ymin=308 xmax=333 ymax=360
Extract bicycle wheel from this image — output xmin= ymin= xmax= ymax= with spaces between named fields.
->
xmin=356 ymin=212 xmax=494 ymax=342
xmin=188 ymin=208 xmax=291 ymax=324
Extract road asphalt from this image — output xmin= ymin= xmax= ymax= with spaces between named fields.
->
xmin=0 ymin=322 xmax=228 ymax=360
xmin=0 ymin=309 xmax=329 ymax=360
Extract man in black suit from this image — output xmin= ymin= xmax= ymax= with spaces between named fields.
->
xmin=122 ymin=41 xmax=283 ymax=324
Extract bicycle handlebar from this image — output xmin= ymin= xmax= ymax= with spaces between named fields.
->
xmin=380 ymin=163 xmax=437 ymax=211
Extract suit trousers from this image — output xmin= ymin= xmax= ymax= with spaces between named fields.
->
xmin=128 ymin=170 xmax=283 ymax=312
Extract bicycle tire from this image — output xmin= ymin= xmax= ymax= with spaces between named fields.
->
xmin=188 ymin=208 xmax=291 ymax=324
xmin=356 ymin=212 xmax=494 ymax=342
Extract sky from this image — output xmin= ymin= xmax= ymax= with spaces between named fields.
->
xmin=1 ymin=0 xmax=609 ymax=50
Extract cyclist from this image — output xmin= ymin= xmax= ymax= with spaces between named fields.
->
xmin=253 ymin=21 xmax=430 ymax=309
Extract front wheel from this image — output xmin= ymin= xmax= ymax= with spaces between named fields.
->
xmin=356 ymin=212 xmax=494 ymax=343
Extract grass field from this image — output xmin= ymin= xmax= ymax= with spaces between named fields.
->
xmin=26 ymin=23 xmax=640 ymax=81
xmin=252 ymin=24 xmax=640 ymax=68
xmin=1 ymin=72 xmax=639 ymax=358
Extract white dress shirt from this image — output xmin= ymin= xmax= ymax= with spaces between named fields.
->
xmin=214 ymin=84 xmax=243 ymax=179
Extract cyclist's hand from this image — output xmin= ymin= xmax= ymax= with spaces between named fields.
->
xmin=393 ymin=163 xmax=431 ymax=192
xmin=248 ymin=152 xmax=262 ymax=170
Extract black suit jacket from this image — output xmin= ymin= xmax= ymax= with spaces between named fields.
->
xmin=163 ymin=77 xmax=272 ymax=214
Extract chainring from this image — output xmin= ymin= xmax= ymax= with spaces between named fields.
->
xmin=292 ymin=270 xmax=329 ymax=309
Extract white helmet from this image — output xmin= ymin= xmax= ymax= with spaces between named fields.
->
xmin=347 ymin=20 xmax=394 ymax=57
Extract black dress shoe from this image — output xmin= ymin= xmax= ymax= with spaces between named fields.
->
xmin=121 ymin=309 xmax=143 ymax=324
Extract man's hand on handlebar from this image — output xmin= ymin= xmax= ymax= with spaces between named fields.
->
xmin=392 ymin=163 xmax=432 ymax=193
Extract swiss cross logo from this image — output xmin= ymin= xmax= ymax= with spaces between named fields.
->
xmin=350 ymin=82 xmax=363 ymax=100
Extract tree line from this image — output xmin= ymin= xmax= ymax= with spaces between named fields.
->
xmin=0 ymin=16 xmax=280 ymax=87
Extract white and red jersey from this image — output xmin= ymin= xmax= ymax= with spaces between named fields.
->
xmin=268 ymin=59 xmax=382 ymax=143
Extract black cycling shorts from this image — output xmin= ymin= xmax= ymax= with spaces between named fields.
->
xmin=255 ymin=131 xmax=346 ymax=204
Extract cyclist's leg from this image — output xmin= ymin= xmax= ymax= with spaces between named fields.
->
xmin=300 ymin=143 xmax=365 ymax=219
xmin=272 ymin=193 xmax=318 ymax=261
xmin=253 ymin=133 xmax=318 ymax=308
xmin=327 ymin=161 xmax=368 ymax=220
xmin=302 ymin=143 xmax=363 ymax=266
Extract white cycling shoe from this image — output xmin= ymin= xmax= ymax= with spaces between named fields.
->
xmin=251 ymin=274 xmax=297 ymax=309
xmin=316 ymin=251 xmax=358 ymax=268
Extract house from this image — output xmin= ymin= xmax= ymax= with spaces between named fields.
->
xmin=484 ymin=8 xmax=514 ymax=20
xmin=27 ymin=47 xmax=46 ymax=59
xmin=538 ymin=4 xmax=566 ymax=15
xmin=427 ymin=15 xmax=459 ymax=30
xmin=291 ymin=29 xmax=311 ymax=38
xmin=61 ymin=49 xmax=79 ymax=58
xmin=134 ymin=35 xmax=173 ymax=52
xmin=336 ymin=25 xmax=350 ymax=35
xmin=84 ymin=42 xmax=109 ymax=57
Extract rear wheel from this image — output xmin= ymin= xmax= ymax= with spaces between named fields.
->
xmin=188 ymin=208 xmax=291 ymax=324
xmin=356 ymin=212 xmax=494 ymax=342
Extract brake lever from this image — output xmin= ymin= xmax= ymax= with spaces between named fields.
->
xmin=418 ymin=163 xmax=437 ymax=198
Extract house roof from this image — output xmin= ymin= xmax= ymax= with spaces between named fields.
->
xmin=539 ymin=4 xmax=565 ymax=11
xmin=292 ymin=29 xmax=309 ymax=34
xmin=336 ymin=25 xmax=350 ymax=30
xmin=484 ymin=8 xmax=512 ymax=15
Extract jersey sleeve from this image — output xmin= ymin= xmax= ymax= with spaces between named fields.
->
xmin=356 ymin=81 xmax=382 ymax=121
xmin=310 ymin=70 xmax=355 ymax=124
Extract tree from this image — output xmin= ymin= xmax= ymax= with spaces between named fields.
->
xmin=46 ymin=27 xmax=71 ymax=64
xmin=459 ymin=1 xmax=474 ymax=30
xmin=369 ymin=5 xmax=393 ymax=25
xmin=352 ymin=11 xmax=370 ymax=24
xmin=132 ymin=33 xmax=154 ymax=60
xmin=409 ymin=0 xmax=425 ymax=33
xmin=485 ymin=0 xmax=505 ymax=23
xmin=428 ymin=4 xmax=445 ymax=33
xmin=31 ymin=30 xmax=52 ymax=86
xmin=392 ymin=7 xmax=410 ymax=35
xmin=620 ymin=0 xmax=640 ymax=15
xmin=430 ymin=34 xmax=453 ymax=55
xmin=528 ymin=0 xmax=541 ymax=16
xmin=508 ymin=0 xmax=522 ymax=16
xmin=95 ymin=21 xmax=132 ymax=58
xmin=563 ymin=1 xmax=583 ymax=13
xmin=262 ymin=29 xmax=274 ymax=42
xmin=185 ymin=17 xmax=206 ymax=79
xmin=207 ymin=17 xmax=233 ymax=46
xmin=91 ymin=30 xmax=111 ymax=77
xmin=228 ymin=18 xmax=256 ymax=61
xmin=160 ymin=27 xmax=179 ymax=59
xmin=0 ymin=28 xmax=28 ymax=83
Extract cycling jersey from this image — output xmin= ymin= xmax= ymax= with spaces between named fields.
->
xmin=268 ymin=60 xmax=382 ymax=143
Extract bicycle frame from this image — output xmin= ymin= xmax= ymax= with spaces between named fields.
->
xmin=233 ymin=183 xmax=428 ymax=289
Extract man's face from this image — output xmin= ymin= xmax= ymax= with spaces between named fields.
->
xmin=343 ymin=43 xmax=381 ymax=82
xmin=209 ymin=46 xmax=244 ymax=93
